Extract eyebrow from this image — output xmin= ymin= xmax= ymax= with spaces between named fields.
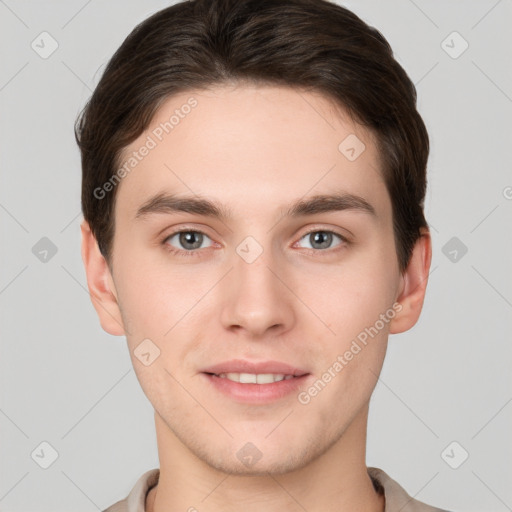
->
xmin=135 ymin=191 xmax=376 ymax=221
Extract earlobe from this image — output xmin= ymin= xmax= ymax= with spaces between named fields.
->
xmin=389 ymin=228 xmax=432 ymax=334
xmin=80 ymin=220 xmax=125 ymax=336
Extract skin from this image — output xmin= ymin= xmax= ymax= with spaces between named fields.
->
xmin=81 ymin=84 xmax=431 ymax=512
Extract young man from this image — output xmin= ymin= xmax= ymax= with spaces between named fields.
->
xmin=76 ymin=0 xmax=449 ymax=510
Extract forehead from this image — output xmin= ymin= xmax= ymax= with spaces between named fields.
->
xmin=115 ymin=84 xmax=390 ymax=223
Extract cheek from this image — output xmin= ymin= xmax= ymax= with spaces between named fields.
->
xmin=301 ymin=255 xmax=398 ymax=339
xmin=300 ymin=278 xmax=392 ymax=422
xmin=114 ymin=250 xmax=211 ymax=335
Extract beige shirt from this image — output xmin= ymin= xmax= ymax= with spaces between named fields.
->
xmin=103 ymin=467 xmax=450 ymax=512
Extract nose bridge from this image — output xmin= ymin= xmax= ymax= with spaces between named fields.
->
xmin=220 ymin=234 xmax=295 ymax=336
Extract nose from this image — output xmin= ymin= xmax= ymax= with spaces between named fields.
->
xmin=219 ymin=244 xmax=296 ymax=338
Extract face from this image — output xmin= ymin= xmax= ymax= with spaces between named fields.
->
xmin=99 ymin=84 xmax=408 ymax=475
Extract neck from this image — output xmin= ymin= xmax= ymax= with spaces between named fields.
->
xmin=146 ymin=407 xmax=384 ymax=512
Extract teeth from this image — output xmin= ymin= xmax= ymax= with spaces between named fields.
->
xmin=216 ymin=372 xmax=295 ymax=384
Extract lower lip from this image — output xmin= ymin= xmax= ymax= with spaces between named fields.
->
xmin=202 ymin=373 xmax=311 ymax=404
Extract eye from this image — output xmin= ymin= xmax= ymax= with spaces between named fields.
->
xmin=296 ymin=230 xmax=347 ymax=251
xmin=164 ymin=230 xmax=214 ymax=254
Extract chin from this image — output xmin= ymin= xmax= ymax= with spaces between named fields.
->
xmin=198 ymin=437 xmax=319 ymax=477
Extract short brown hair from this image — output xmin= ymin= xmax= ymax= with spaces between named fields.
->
xmin=75 ymin=0 xmax=429 ymax=273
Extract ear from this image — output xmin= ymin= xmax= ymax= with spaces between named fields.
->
xmin=389 ymin=228 xmax=432 ymax=334
xmin=80 ymin=220 xmax=125 ymax=336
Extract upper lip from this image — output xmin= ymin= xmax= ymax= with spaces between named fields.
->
xmin=202 ymin=359 xmax=309 ymax=377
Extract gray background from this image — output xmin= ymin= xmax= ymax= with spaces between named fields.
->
xmin=1 ymin=1 xmax=511 ymax=511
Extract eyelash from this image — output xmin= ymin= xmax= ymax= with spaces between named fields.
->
xmin=161 ymin=227 xmax=349 ymax=258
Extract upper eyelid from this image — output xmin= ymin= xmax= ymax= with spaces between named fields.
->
xmin=299 ymin=227 xmax=348 ymax=239
xmin=161 ymin=225 xmax=213 ymax=242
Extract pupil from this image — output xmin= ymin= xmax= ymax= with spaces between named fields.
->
xmin=311 ymin=231 xmax=331 ymax=249
xmin=180 ymin=231 xmax=202 ymax=250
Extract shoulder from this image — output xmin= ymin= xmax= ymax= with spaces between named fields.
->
xmin=368 ymin=467 xmax=452 ymax=512
xmin=102 ymin=469 xmax=160 ymax=512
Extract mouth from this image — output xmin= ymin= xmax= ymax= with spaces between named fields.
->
xmin=200 ymin=360 xmax=311 ymax=404
xmin=201 ymin=359 xmax=309 ymax=378
xmin=204 ymin=372 xmax=300 ymax=384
